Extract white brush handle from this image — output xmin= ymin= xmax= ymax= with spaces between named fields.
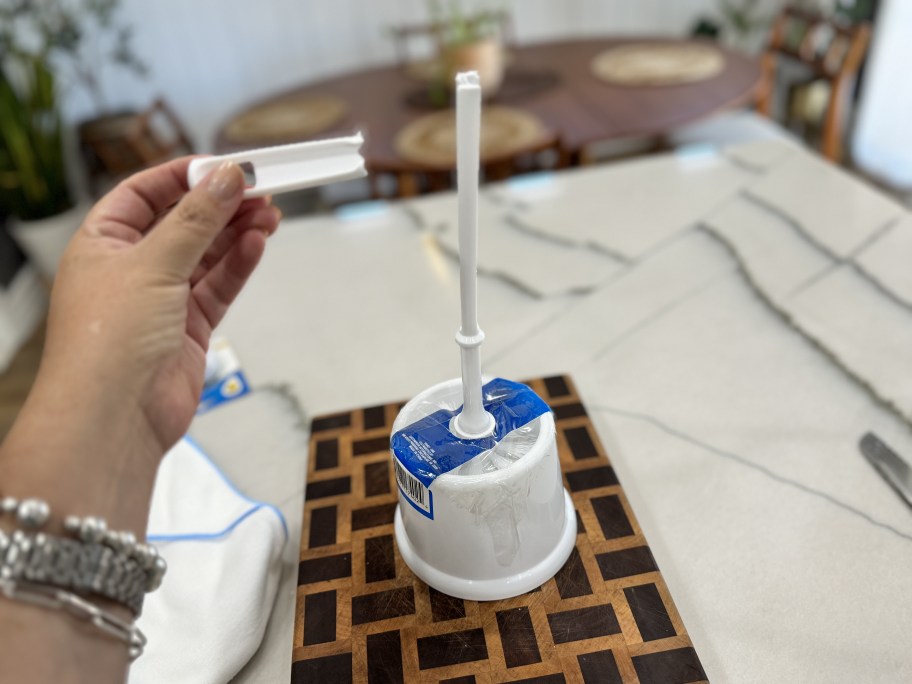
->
xmin=453 ymin=72 xmax=495 ymax=440
xmin=187 ymin=133 xmax=366 ymax=199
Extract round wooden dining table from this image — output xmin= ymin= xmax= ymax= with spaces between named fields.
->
xmin=215 ymin=37 xmax=761 ymax=179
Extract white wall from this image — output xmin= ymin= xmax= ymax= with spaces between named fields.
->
xmin=64 ymin=0 xmax=719 ymax=151
xmin=851 ymin=0 xmax=912 ymax=190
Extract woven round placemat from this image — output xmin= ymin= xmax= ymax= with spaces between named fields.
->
xmin=224 ymin=94 xmax=347 ymax=144
xmin=394 ymin=105 xmax=549 ymax=168
xmin=591 ymin=43 xmax=725 ymax=86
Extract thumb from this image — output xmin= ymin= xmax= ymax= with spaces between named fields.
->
xmin=142 ymin=161 xmax=245 ymax=280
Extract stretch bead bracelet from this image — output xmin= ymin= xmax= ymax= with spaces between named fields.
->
xmin=0 ymin=577 xmax=147 ymax=659
xmin=0 ymin=495 xmax=167 ymax=599
xmin=0 ymin=494 xmax=167 ymax=658
xmin=0 ymin=529 xmax=153 ymax=614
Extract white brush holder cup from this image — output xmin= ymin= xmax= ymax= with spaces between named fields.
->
xmin=391 ymin=378 xmax=577 ymax=601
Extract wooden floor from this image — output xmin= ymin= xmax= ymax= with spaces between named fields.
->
xmin=0 ymin=324 xmax=44 ymax=441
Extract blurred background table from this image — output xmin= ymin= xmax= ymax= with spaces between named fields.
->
xmin=214 ymin=37 xmax=760 ymax=196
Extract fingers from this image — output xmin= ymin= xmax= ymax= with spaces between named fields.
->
xmin=188 ymin=201 xmax=280 ymax=285
xmin=87 ymin=157 xmax=195 ymax=238
xmin=140 ymin=162 xmax=246 ymax=281
xmin=189 ymin=228 xmax=267 ymax=336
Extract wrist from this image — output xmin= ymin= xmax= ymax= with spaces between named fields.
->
xmin=0 ymin=366 xmax=164 ymax=538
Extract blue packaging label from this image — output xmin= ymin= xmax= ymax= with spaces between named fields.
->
xmin=197 ymin=338 xmax=251 ymax=414
xmin=391 ymin=378 xmax=550 ymax=520
xmin=197 ymin=371 xmax=250 ymax=414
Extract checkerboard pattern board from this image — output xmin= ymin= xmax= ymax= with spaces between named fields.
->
xmin=292 ymin=376 xmax=706 ymax=683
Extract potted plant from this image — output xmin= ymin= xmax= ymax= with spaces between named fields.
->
xmin=430 ymin=0 xmax=507 ymax=96
xmin=0 ymin=0 xmax=145 ymax=279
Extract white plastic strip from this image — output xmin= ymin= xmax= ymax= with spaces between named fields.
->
xmin=187 ymin=133 xmax=366 ymax=199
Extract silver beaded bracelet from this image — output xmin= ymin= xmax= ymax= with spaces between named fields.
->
xmin=0 ymin=577 xmax=147 ymax=659
xmin=0 ymin=495 xmax=167 ymax=659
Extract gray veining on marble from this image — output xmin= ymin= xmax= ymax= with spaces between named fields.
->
xmin=746 ymin=152 xmax=904 ymax=258
xmin=703 ymin=196 xmax=834 ymax=299
xmin=404 ymin=192 xmax=623 ymax=297
xmin=490 ymin=151 xmax=754 ymax=260
xmin=579 ymin=274 xmax=912 ymax=528
xmin=218 ymin=206 xmax=570 ymax=417
xmin=700 ymin=225 xmax=912 ymax=429
xmin=698 ymin=195 xmax=912 ymax=425
xmin=786 ymin=265 xmax=912 ymax=421
xmin=722 ymin=138 xmax=801 ymax=172
xmin=191 ymin=141 xmax=912 ymax=684
xmin=854 ymin=213 xmax=912 ymax=308
xmin=576 ymin=273 xmax=912 ymax=684
xmin=589 ymin=407 xmax=912 ymax=684
xmin=596 ymin=403 xmax=912 ymax=542
xmin=489 ymin=230 xmax=737 ymax=380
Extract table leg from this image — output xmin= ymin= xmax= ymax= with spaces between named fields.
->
xmin=398 ymin=172 xmax=419 ymax=198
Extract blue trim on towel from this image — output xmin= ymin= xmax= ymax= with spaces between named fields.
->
xmin=146 ymin=436 xmax=289 ymax=543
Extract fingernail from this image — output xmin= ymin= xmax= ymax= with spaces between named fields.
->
xmin=208 ymin=162 xmax=244 ymax=202
xmin=272 ymin=207 xmax=283 ymax=223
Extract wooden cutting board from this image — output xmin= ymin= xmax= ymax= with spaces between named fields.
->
xmin=292 ymin=375 xmax=707 ymax=683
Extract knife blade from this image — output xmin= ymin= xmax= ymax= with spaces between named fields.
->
xmin=859 ymin=432 xmax=912 ymax=510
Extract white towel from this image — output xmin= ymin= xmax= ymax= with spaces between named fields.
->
xmin=128 ymin=438 xmax=287 ymax=684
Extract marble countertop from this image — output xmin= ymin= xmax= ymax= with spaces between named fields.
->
xmin=191 ymin=140 xmax=912 ymax=683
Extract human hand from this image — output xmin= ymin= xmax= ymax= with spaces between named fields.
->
xmin=38 ymin=157 xmax=281 ymax=456
xmin=0 ymin=158 xmax=281 ymax=683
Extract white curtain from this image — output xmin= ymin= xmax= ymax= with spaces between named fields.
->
xmin=851 ymin=0 xmax=912 ymax=190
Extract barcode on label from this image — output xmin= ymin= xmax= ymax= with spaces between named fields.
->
xmin=394 ymin=458 xmax=432 ymax=518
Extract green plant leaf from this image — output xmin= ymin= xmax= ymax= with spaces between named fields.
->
xmin=0 ymin=58 xmax=71 ymax=219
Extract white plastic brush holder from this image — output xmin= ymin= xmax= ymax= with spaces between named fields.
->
xmin=392 ymin=378 xmax=577 ymax=601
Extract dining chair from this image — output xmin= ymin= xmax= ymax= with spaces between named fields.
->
xmin=671 ymin=6 xmax=871 ymax=162
xmin=79 ymin=98 xmax=194 ymax=197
